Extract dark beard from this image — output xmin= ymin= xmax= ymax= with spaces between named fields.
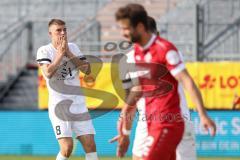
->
xmin=130 ymin=33 xmax=141 ymax=43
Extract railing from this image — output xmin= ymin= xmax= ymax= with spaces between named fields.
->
xmin=0 ymin=0 xmax=44 ymax=29
xmin=159 ymin=22 xmax=196 ymax=61
xmin=158 ymin=0 xmax=240 ymax=61
xmin=197 ymin=0 xmax=240 ymax=61
xmin=25 ymin=0 xmax=111 ymax=20
xmin=69 ymin=18 xmax=102 ymax=55
xmin=198 ymin=0 xmax=240 ymax=42
xmin=0 ymin=21 xmax=32 ymax=83
xmin=157 ymin=0 xmax=198 ymax=61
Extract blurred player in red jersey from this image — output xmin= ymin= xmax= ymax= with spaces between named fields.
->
xmin=111 ymin=4 xmax=216 ymax=160
xmin=130 ymin=16 xmax=210 ymax=160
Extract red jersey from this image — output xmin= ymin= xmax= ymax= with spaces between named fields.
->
xmin=133 ymin=34 xmax=186 ymax=124
xmin=119 ymin=34 xmax=185 ymax=160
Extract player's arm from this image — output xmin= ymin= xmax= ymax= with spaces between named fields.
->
xmin=118 ymin=55 xmax=140 ymax=134
xmin=164 ymin=46 xmax=216 ymax=136
xmin=38 ymin=35 xmax=69 ymax=78
xmin=66 ymin=50 xmax=91 ymax=75
xmin=109 ymin=85 xmax=140 ymax=158
xmin=118 ymin=87 xmax=139 ymax=136
xmin=64 ymin=37 xmax=90 ymax=75
xmin=111 ymin=54 xmax=141 ymax=157
xmin=121 ymin=86 xmax=141 ymax=131
xmin=116 ymin=85 xmax=141 ymax=158
xmin=174 ymin=69 xmax=216 ymax=136
xmin=39 ymin=52 xmax=64 ymax=78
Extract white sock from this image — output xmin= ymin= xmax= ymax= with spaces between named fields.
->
xmin=86 ymin=152 xmax=98 ymax=160
xmin=56 ymin=152 xmax=68 ymax=160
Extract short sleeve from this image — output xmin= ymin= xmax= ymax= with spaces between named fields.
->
xmin=165 ymin=49 xmax=185 ymax=76
xmin=36 ymin=47 xmax=52 ymax=64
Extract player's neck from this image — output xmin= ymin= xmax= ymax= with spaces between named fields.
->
xmin=139 ymin=32 xmax=152 ymax=47
xmin=51 ymin=41 xmax=58 ymax=49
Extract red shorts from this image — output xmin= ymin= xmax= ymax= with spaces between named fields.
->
xmin=142 ymin=122 xmax=184 ymax=160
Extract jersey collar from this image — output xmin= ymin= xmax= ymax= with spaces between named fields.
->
xmin=50 ymin=43 xmax=57 ymax=51
xmin=142 ymin=34 xmax=157 ymax=51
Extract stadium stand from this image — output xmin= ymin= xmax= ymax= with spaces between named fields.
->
xmin=158 ymin=0 xmax=240 ymax=61
xmin=0 ymin=69 xmax=38 ymax=110
xmin=0 ymin=21 xmax=32 ymax=109
xmin=97 ymin=0 xmax=179 ymax=42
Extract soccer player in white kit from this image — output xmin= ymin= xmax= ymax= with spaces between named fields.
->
xmin=36 ymin=19 xmax=98 ymax=160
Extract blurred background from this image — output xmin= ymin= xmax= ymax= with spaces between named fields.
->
xmin=0 ymin=0 xmax=240 ymax=159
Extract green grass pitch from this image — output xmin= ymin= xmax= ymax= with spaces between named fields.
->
xmin=0 ymin=156 xmax=239 ymax=160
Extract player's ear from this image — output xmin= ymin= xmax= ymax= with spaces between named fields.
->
xmin=48 ymin=30 xmax=52 ymax=37
xmin=48 ymin=26 xmax=52 ymax=37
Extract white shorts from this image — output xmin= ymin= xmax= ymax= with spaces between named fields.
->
xmin=132 ymin=119 xmax=197 ymax=160
xmin=176 ymin=120 xmax=197 ymax=160
xmin=49 ymin=103 xmax=95 ymax=139
xmin=132 ymin=119 xmax=148 ymax=157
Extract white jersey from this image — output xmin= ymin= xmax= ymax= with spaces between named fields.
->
xmin=36 ymin=43 xmax=86 ymax=110
xmin=37 ymin=42 xmax=95 ymax=139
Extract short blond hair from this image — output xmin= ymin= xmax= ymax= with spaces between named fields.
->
xmin=48 ymin=19 xmax=65 ymax=28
